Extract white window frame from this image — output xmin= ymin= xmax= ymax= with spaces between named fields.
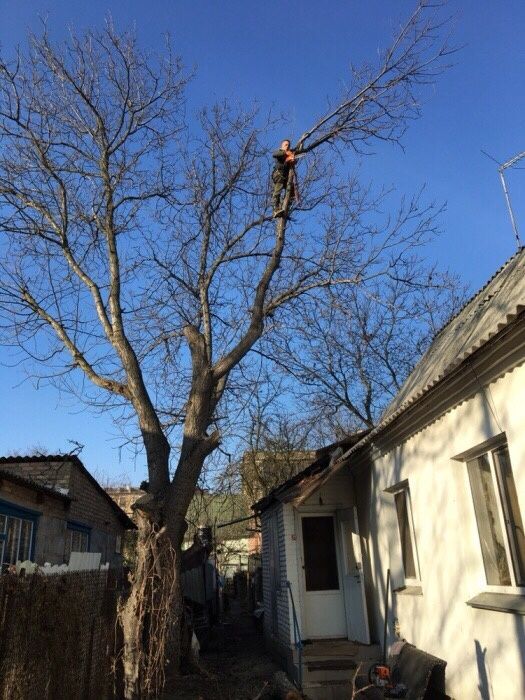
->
xmin=454 ymin=434 xmax=525 ymax=595
xmin=385 ymin=480 xmax=422 ymax=586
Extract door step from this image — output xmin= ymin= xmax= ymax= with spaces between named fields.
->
xmin=306 ymin=659 xmax=357 ymax=671
xmin=303 ymin=678 xmax=354 ymax=700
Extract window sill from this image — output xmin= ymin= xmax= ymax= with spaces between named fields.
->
xmin=466 ymin=592 xmax=525 ymax=615
xmin=394 ymin=585 xmax=423 ymax=596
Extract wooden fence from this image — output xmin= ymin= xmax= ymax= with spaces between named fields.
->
xmin=0 ymin=569 xmax=122 ymax=700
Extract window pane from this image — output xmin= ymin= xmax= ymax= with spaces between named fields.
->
xmin=18 ymin=520 xmax=33 ymax=561
xmin=467 ymin=455 xmax=511 ymax=585
xmin=493 ymin=446 xmax=525 ymax=585
xmin=71 ymin=530 xmax=80 ymax=552
xmin=302 ymin=516 xmax=339 ymax=591
xmin=5 ymin=517 xmax=21 ymax=565
xmin=70 ymin=529 xmax=89 ymax=554
xmin=394 ymin=490 xmax=416 ymax=579
xmin=0 ymin=514 xmax=5 ymax=565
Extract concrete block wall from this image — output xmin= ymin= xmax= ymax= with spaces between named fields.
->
xmin=68 ymin=467 xmax=125 ymax=566
xmin=2 ymin=460 xmax=72 ymax=492
xmin=36 ymin=514 xmax=68 ymax=564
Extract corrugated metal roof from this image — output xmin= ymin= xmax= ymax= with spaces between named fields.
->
xmin=380 ymin=247 xmax=525 ymax=422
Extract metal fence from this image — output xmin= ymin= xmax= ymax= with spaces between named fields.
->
xmin=0 ymin=569 xmax=122 ymax=700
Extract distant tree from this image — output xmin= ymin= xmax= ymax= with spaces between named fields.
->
xmin=0 ymin=4 xmax=454 ymax=696
xmin=234 ymin=414 xmax=315 ymax=504
xmin=267 ymin=256 xmax=465 ymax=435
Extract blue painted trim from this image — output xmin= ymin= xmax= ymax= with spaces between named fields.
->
xmin=0 ymin=498 xmax=40 ymax=563
xmin=67 ymin=520 xmax=91 ymax=550
xmin=0 ymin=498 xmax=42 ymax=520
xmin=66 ymin=520 xmax=91 ymax=533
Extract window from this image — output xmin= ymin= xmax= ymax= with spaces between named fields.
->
xmin=302 ymin=515 xmax=340 ymax=591
xmin=65 ymin=521 xmax=90 ymax=561
xmin=386 ymin=482 xmax=421 ymax=584
xmin=394 ymin=489 xmax=418 ymax=580
xmin=0 ymin=501 xmax=38 ymax=570
xmin=466 ymin=441 xmax=525 ymax=588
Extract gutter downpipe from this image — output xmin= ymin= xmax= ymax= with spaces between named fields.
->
xmin=286 ymin=580 xmax=303 ymax=690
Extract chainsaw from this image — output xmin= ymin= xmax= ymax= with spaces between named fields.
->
xmin=368 ymin=663 xmax=407 ymax=698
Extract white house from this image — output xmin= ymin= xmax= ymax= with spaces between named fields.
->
xmin=253 ymin=433 xmax=378 ymax=699
xmin=254 ymin=248 xmax=525 ymax=700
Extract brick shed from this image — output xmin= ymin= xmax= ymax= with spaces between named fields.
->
xmin=0 ymin=454 xmax=135 ymax=570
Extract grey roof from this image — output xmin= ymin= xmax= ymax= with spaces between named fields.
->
xmin=381 ymin=247 xmax=525 ymax=422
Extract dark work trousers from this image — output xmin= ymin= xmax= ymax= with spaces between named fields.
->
xmin=272 ymin=170 xmax=294 ymax=212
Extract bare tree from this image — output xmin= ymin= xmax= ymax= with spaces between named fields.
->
xmin=265 ymin=232 xmax=466 ymax=435
xmin=232 ymin=415 xmax=316 ymax=505
xmin=0 ymin=4 xmax=454 ymax=697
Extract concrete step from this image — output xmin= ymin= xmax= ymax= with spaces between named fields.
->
xmin=303 ymin=678 xmax=354 ymax=700
xmin=302 ymin=642 xmax=382 ymax=661
xmin=304 ymin=658 xmax=357 ymax=684
xmin=306 ymin=658 xmax=358 ymax=671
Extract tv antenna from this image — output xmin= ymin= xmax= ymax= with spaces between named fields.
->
xmin=483 ymin=149 xmax=524 ymax=249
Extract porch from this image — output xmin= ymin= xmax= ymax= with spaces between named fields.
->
xmin=294 ymin=638 xmax=381 ymax=700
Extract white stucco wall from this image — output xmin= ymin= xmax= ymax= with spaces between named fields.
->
xmin=368 ymin=362 xmax=525 ymax=700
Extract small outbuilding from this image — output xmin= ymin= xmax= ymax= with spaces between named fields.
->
xmin=0 ymin=454 xmax=135 ymax=570
xmin=253 ymin=432 xmax=376 ymax=695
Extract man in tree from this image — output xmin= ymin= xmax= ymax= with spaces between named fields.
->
xmin=0 ymin=3 xmax=454 ymax=696
xmin=272 ymin=138 xmax=296 ymax=216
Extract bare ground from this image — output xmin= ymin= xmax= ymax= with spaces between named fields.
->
xmin=165 ymin=600 xmax=280 ymax=700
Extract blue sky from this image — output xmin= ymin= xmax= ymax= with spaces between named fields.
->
xmin=0 ymin=0 xmax=524 ymax=483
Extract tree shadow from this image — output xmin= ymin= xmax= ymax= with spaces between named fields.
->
xmin=514 ymin=616 xmax=525 ymax=697
xmin=475 ymin=639 xmax=493 ymax=700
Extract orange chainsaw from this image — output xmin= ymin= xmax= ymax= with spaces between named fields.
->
xmin=368 ymin=663 xmax=407 ymax=697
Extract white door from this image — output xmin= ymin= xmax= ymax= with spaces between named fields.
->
xmin=300 ymin=514 xmax=347 ymax=639
xmin=338 ymin=506 xmax=370 ymax=644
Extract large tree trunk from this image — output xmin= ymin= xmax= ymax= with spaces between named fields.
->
xmin=118 ymin=402 xmax=215 ymax=698
xmin=117 ymin=327 xmax=221 ymax=698
xmin=119 ymin=507 xmax=183 ymax=700
xmin=117 ymin=423 xmax=184 ymax=700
